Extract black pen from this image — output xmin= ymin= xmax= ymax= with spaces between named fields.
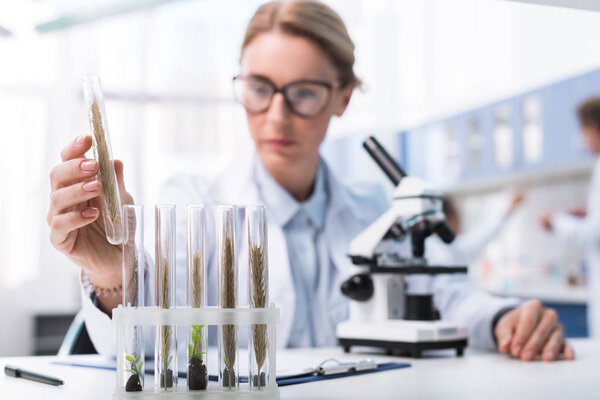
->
xmin=4 ymin=365 xmax=64 ymax=386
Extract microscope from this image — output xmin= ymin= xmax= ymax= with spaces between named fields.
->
xmin=336 ymin=136 xmax=468 ymax=358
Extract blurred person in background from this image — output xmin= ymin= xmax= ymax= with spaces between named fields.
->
xmin=426 ymin=192 xmax=525 ymax=266
xmin=540 ymin=97 xmax=600 ymax=337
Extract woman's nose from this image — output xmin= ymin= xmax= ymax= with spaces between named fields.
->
xmin=266 ymin=92 xmax=291 ymax=124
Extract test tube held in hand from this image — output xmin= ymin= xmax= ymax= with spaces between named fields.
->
xmin=81 ymin=75 xmax=124 ymax=245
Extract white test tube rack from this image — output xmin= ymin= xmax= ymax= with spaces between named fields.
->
xmin=113 ymin=306 xmax=280 ymax=399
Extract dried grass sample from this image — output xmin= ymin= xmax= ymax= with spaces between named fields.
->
xmin=250 ymin=244 xmax=267 ymax=386
xmin=158 ymin=256 xmax=172 ymax=386
xmin=221 ymin=237 xmax=236 ymax=388
xmin=191 ymin=251 xmax=203 ymax=309
xmin=89 ymin=97 xmax=119 ymax=226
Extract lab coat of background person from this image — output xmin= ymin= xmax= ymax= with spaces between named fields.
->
xmin=47 ymin=0 xmax=573 ymax=362
xmin=426 ymin=193 xmax=525 ymax=266
xmin=540 ymin=97 xmax=600 ymax=338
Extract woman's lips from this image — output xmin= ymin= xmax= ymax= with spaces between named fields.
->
xmin=264 ymin=138 xmax=295 ymax=150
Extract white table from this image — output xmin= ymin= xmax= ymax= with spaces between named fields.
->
xmin=1 ymin=339 xmax=596 ymax=400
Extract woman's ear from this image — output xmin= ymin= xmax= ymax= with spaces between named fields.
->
xmin=334 ymin=85 xmax=354 ymax=117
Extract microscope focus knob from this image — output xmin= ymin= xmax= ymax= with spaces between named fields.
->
xmin=341 ymin=273 xmax=374 ymax=302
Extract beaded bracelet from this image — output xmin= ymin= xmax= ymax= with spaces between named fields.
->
xmin=81 ymin=269 xmax=122 ymax=298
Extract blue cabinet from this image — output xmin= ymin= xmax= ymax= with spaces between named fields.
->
xmin=402 ymin=69 xmax=599 ymax=188
xmin=544 ymin=302 xmax=588 ymax=338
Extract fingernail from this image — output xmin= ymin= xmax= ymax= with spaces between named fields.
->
xmin=82 ymin=208 xmax=98 ymax=218
xmin=500 ymin=338 xmax=510 ymax=348
xmin=80 ymin=160 xmax=96 ymax=171
xmin=83 ymin=180 xmax=98 ymax=191
xmin=75 ymin=135 xmax=85 ymax=145
xmin=544 ymin=351 xmax=555 ymax=360
xmin=522 ymin=350 xmax=534 ymax=360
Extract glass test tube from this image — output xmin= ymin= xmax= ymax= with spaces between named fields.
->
xmin=81 ymin=75 xmax=123 ymax=245
xmin=154 ymin=205 xmax=177 ymax=391
xmin=247 ymin=205 xmax=271 ymax=390
xmin=187 ymin=205 xmax=208 ymax=390
xmin=122 ymin=205 xmax=145 ymax=392
xmin=217 ymin=206 xmax=239 ymax=390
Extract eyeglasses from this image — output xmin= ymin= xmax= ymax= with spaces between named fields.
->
xmin=233 ymin=75 xmax=337 ymax=118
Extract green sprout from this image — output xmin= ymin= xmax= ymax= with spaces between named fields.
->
xmin=125 ymin=354 xmax=144 ymax=377
xmin=188 ymin=324 xmax=205 ymax=360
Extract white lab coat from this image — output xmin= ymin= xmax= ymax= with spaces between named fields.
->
xmin=81 ymin=151 xmax=517 ymax=359
xmin=552 ymin=157 xmax=600 ymax=337
xmin=425 ymin=203 xmax=511 ymax=267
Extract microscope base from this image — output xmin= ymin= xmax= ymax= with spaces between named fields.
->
xmin=339 ymin=337 xmax=467 ymax=358
xmin=337 ymin=320 xmax=468 ymax=358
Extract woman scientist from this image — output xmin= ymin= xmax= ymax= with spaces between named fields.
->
xmin=47 ymin=0 xmax=573 ymax=362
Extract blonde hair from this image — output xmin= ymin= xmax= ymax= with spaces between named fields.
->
xmin=242 ymin=0 xmax=360 ymax=88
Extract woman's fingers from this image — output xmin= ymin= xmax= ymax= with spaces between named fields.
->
xmin=60 ymin=135 xmax=93 ymax=162
xmin=494 ymin=309 xmax=518 ymax=353
xmin=50 ymin=158 xmax=99 ymax=190
xmin=563 ymin=343 xmax=576 ymax=360
xmin=47 ymin=180 xmax=102 ymax=225
xmin=520 ymin=308 xmax=559 ymax=361
xmin=49 ymin=207 xmax=99 ymax=250
xmin=511 ymin=300 xmax=543 ymax=357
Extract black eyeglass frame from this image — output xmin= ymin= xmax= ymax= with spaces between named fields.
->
xmin=232 ymin=74 xmax=339 ymax=118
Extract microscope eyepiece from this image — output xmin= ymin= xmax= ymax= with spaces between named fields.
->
xmin=433 ymin=221 xmax=455 ymax=244
xmin=410 ymin=220 xmax=433 ymax=258
xmin=363 ymin=136 xmax=406 ymax=186
xmin=341 ymin=273 xmax=374 ymax=302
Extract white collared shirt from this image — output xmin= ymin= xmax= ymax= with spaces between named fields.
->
xmin=254 ymin=157 xmax=330 ymax=347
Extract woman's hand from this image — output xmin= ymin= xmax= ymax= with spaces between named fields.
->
xmin=495 ymin=299 xmax=575 ymax=362
xmin=47 ymin=135 xmax=133 ymax=292
xmin=507 ymin=192 xmax=525 ymax=215
xmin=539 ymin=212 xmax=554 ymax=231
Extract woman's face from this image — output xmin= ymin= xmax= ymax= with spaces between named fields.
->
xmin=240 ymin=31 xmax=353 ymax=170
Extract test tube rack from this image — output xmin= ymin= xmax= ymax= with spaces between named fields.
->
xmin=113 ymin=306 xmax=280 ymax=399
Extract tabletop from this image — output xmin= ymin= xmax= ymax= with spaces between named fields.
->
xmin=1 ymin=339 xmax=597 ymax=400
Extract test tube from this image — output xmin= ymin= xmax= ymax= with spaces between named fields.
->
xmin=187 ymin=205 xmax=208 ymax=390
xmin=217 ymin=206 xmax=239 ymax=390
xmin=247 ymin=205 xmax=271 ymax=390
xmin=81 ymin=75 xmax=124 ymax=245
xmin=154 ymin=205 xmax=177 ymax=391
xmin=122 ymin=205 xmax=145 ymax=392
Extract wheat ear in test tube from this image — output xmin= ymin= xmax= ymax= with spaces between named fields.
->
xmin=81 ymin=75 xmax=124 ymax=244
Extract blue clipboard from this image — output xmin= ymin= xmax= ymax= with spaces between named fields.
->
xmin=52 ymin=358 xmax=410 ymax=387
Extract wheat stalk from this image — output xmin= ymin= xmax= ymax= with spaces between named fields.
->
xmin=160 ymin=325 xmax=171 ymax=373
xmin=123 ymin=252 xmax=139 ymax=307
xmin=250 ymin=244 xmax=267 ymax=384
xmin=191 ymin=251 xmax=203 ymax=309
xmin=159 ymin=257 xmax=171 ymax=375
xmin=250 ymin=245 xmax=266 ymax=309
xmin=221 ymin=236 xmax=236 ymax=388
xmin=190 ymin=251 xmax=204 ymax=363
xmin=159 ymin=257 xmax=170 ymax=309
xmin=89 ymin=97 xmax=119 ymax=226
